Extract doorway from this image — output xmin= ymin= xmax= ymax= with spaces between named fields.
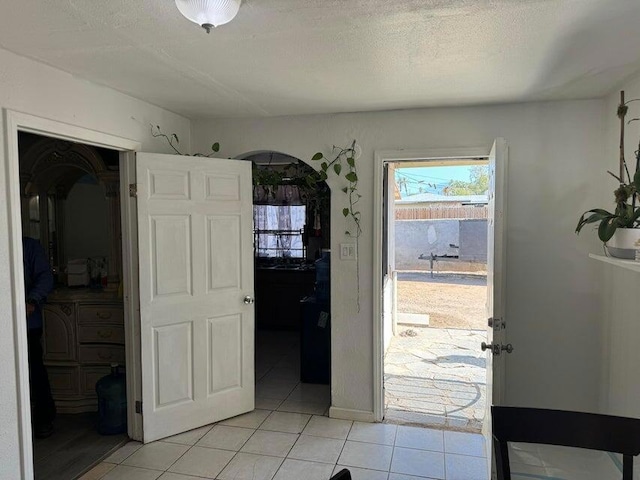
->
xmin=383 ymin=159 xmax=489 ymax=432
xmin=247 ymin=151 xmax=332 ymax=415
xmin=4 ymin=110 xmax=142 ymax=480
xmin=18 ymin=131 xmax=131 ymax=479
xmin=373 ymin=142 xmax=508 ymax=478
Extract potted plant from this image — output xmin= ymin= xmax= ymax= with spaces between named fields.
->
xmin=576 ymin=91 xmax=640 ymax=259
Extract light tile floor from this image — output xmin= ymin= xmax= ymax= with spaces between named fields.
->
xmin=384 ymin=327 xmax=486 ymax=432
xmin=81 ymin=331 xmax=489 ymax=480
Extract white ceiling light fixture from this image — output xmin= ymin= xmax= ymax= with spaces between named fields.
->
xmin=175 ymin=0 xmax=241 ymax=34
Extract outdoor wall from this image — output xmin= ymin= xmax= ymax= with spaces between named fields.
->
xmin=598 ymin=72 xmax=640 ymax=418
xmin=394 ymin=219 xmax=487 ymax=270
xmin=193 ymin=98 xmax=606 ymax=419
xmin=459 ymin=219 xmax=488 ymax=263
xmin=0 ymin=47 xmax=190 ymax=479
xmin=395 ymin=220 xmax=459 ymax=270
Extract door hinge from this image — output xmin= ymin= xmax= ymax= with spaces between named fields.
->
xmin=135 ymin=400 xmax=142 ymax=414
xmin=488 ymin=317 xmax=505 ymax=330
xmin=129 ymin=184 xmax=138 ymax=198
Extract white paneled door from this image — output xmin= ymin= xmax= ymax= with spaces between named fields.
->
xmin=485 ymin=138 xmax=508 ymax=427
xmin=136 ymin=153 xmax=255 ymax=442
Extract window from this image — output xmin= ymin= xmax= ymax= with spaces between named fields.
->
xmin=253 ymin=205 xmax=306 ymax=258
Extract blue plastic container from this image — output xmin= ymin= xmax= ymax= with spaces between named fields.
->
xmin=96 ymin=363 xmax=127 ymax=435
xmin=315 ymin=250 xmax=330 ymax=302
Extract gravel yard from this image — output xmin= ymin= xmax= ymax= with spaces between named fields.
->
xmin=396 ymin=272 xmax=487 ymax=330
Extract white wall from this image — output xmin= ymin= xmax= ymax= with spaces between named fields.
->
xmin=193 ymin=99 xmax=607 ymax=417
xmin=598 ymin=73 xmax=640 ymax=417
xmin=0 ymin=47 xmax=190 ymax=478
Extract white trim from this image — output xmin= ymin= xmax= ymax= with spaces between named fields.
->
xmin=3 ymin=110 xmax=35 ymax=480
xmin=120 ymin=152 xmax=143 ymax=441
xmin=6 ymin=111 xmax=140 ymax=151
xmin=329 ymin=407 xmax=376 ymax=423
xmin=3 ymin=109 xmax=142 ymax=477
xmin=372 ymin=146 xmax=490 ymax=422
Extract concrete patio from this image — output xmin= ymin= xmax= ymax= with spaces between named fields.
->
xmin=384 ymin=327 xmax=487 ymax=433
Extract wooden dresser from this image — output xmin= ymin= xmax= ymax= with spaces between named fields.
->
xmin=42 ymin=288 xmax=124 ymax=413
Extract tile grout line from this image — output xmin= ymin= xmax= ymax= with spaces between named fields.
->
xmin=332 ymin=418 xmax=356 ymax=473
xmin=388 ymin=423 xmax=399 ymax=475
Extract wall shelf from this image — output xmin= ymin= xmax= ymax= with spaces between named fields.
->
xmin=589 ymin=254 xmax=640 ymax=273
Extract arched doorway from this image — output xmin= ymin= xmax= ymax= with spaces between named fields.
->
xmin=240 ymin=150 xmax=333 ymax=414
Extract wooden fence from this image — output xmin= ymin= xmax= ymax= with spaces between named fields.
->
xmin=395 ymin=204 xmax=488 ymax=220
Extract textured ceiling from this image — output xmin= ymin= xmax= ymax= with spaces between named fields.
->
xmin=1 ymin=0 xmax=640 ymax=118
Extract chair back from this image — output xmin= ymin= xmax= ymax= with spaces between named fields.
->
xmin=492 ymin=406 xmax=640 ymax=480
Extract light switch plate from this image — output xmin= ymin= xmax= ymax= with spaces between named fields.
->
xmin=340 ymin=243 xmax=356 ymax=260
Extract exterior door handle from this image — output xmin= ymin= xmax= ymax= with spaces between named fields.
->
xmin=481 ymin=342 xmax=500 ymax=355
xmin=501 ymin=343 xmax=514 ymax=354
xmin=481 ymin=342 xmax=514 ymax=355
xmin=243 ymin=295 xmax=255 ymax=305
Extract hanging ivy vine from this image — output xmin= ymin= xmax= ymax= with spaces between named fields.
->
xmin=310 ymin=140 xmax=362 ymax=238
xmin=310 ymin=140 xmax=362 ymax=312
xmin=151 ymin=125 xmax=220 ymax=156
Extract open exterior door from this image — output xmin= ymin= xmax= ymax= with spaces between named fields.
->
xmin=136 ymin=152 xmax=255 ymax=442
xmin=485 ymin=139 xmax=508 ymax=465
xmin=382 ymin=163 xmax=397 ymax=352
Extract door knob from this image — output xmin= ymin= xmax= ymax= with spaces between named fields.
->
xmin=481 ymin=342 xmax=500 ymax=355
xmin=243 ymin=295 xmax=255 ymax=305
xmin=481 ymin=342 xmax=514 ymax=355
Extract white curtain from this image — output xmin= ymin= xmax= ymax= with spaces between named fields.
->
xmin=253 ymin=205 xmax=305 ymax=257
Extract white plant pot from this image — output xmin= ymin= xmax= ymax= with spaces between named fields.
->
xmin=606 ymin=228 xmax=640 ymax=259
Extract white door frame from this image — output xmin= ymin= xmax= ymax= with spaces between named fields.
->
xmin=372 ymin=146 xmax=490 ymax=422
xmin=3 ymin=109 xmax=142 ymax=479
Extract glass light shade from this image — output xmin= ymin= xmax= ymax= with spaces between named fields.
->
xmin=175 ymin=0 xmax=241 ymax=29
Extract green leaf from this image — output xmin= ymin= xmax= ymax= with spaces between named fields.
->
xmin=345 ymin=172 xmax=358 ymax=182
xmin=334 ymin=163 xmax=342 ymax=175
xmin=306 ymin=176 xmax=316 ymax=188
xmin=212 ymin=142 xmax=220 ymax=152
xmin=172 ymin=133 xmax=180 ymax=143
xmin=319 ymin=171 xmax=328 ymax=181
xmin=345 ymin=231 xmax=351 ymax=235
xmin=634 ymin=170 xmax=640 ymax=190
xmin=312 ymin=152 xmax=323 ymax=161
xmin=598 ymin=218 xmax=618 ymax=242
xmin=343 ymin=208 xmax=350 ymax=217
xmin=321 ymin=162 xmax=328 ymax=172
xmin=576 ymin=209 xmax=614 ymax=233
xmin=347 ymin=157 xmax=355 ymax=167
xmin=341 ymin=187 xmax=348 ymax=193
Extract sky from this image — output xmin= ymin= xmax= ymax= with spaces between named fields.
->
xmin=395 ymin=165 xmax=482 ymax=196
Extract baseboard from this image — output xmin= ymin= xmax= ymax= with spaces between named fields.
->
xmin=329 ymin=406 xmax=376 ymax=422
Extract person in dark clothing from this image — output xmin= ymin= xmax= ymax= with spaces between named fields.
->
xmin=23 ymin=237 xmax=56 ymax=438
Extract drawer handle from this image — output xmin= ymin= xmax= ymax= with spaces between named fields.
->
xmin=96 ymin=311 xmax=113 ymax=319
xmin=97 ymin=330 xmax=113 ymax=339
xmin=98 ymin=351 xmax=113 ymax=360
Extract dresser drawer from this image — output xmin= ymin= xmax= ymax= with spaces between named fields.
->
xmin=78 ymin=305 xmax=123 ymax=325
xmin=78 ymin=325 xmax=125 ymax=344
xmin=43 ymin=304 xmax=77 ymax=361
xmin=80 ymin=366 xmax=112 ymax=397
xmin=48 ymin=366 xmax=80 ymax=397
xmin=79 ymin=345 xmax=126 ymax=365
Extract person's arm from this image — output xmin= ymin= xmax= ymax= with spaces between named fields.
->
xmin=26 ymin=242 xmax=54 ymax=305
